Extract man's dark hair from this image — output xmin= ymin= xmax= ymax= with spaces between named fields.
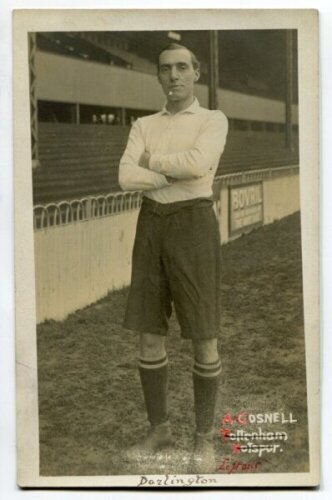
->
xmin=157 ymin=43 xmax=200 ymax=71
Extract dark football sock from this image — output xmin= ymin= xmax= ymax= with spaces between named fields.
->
xmin=193 ymin=358 xmax=222 ymax=436
xmin=139 ymin=355 xmax=169 ymax=427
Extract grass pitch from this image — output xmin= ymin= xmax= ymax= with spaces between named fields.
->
xmin=37 ymin=212 xmax=309 ymax=476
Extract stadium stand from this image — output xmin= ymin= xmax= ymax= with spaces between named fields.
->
xmin=31 ymin=31 xmax=299 ymax=204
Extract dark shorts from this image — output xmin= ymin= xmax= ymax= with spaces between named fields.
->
xmin=123 ymin=196 xmax=221 ymax=340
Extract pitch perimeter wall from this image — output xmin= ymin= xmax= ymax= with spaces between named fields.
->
xmin=34 ymin=165 xmax=299 ymax=323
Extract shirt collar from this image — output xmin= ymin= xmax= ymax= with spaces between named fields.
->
xmin=161 ymin=97 xmax=200 ymax=115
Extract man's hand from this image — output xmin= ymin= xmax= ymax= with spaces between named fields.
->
xmin=139 ymin=151 xmax=176 ymax=184
xmin=165 ymin=175 xmax=177 ymax=184
xmin=139 ymin=151 xmax=150 ymax=169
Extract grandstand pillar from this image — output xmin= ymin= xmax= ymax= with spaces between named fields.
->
xmin=75 ymin=103 xmax=80 ymax=124
xmin=209 ymin=31 xmax=219 ymax=110
xmin=28 ymin=33 xmax=40 ymax=169
xmin=285 ymin=30 xmax=294 ymax=150
xmin=120 ymin=107 xmax=126 ymax=126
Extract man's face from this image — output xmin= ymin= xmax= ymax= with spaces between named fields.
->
xmin=158 ymin=48 xmax=200 ymax=102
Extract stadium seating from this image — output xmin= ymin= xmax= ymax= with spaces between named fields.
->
xmin=33 ymin=123 xmax=299 ymax=204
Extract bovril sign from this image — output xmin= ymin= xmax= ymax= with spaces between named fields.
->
xmin=229 ymin=183 xmax=264 ymax=236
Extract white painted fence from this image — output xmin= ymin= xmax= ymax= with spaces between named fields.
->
xmin=34 ymin=165 xmax=299 ymax=323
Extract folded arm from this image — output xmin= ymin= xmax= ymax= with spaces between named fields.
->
xmin=148 ymin=111 xmax=228 ymax=179
xmin=118 ymin=119 xmax=170 ymax=191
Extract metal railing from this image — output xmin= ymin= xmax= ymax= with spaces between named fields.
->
xmin=34 ymin=191 xmax=142 ymax=230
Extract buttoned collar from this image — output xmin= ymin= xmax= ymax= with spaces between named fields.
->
xmin=160 ymin=97 xmax=200 ymax=116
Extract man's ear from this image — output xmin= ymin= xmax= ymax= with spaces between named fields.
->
xmin=194 ymin=69 xmax=200 ymax=82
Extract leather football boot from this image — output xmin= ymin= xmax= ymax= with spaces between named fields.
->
xmin=189 ymin=432 xmax=217 ymax=474
xmin=123 ymin=421 xmax=175 ymax=462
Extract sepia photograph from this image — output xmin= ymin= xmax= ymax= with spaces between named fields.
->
xmin=14 ymin=9 xmax=319 ymax=488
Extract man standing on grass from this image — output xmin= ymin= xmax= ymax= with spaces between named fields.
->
xmin=118 ymin=43 xmax=228 ymax=473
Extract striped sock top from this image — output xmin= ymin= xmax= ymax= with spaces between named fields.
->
xmin=139 ymin=355 xmax=168 ymax=370
xmin=193 ymin=358 xmax=222 ymax=378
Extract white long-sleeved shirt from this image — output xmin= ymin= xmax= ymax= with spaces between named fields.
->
xmin=118 ymin=98 xmax=228 ymax=204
